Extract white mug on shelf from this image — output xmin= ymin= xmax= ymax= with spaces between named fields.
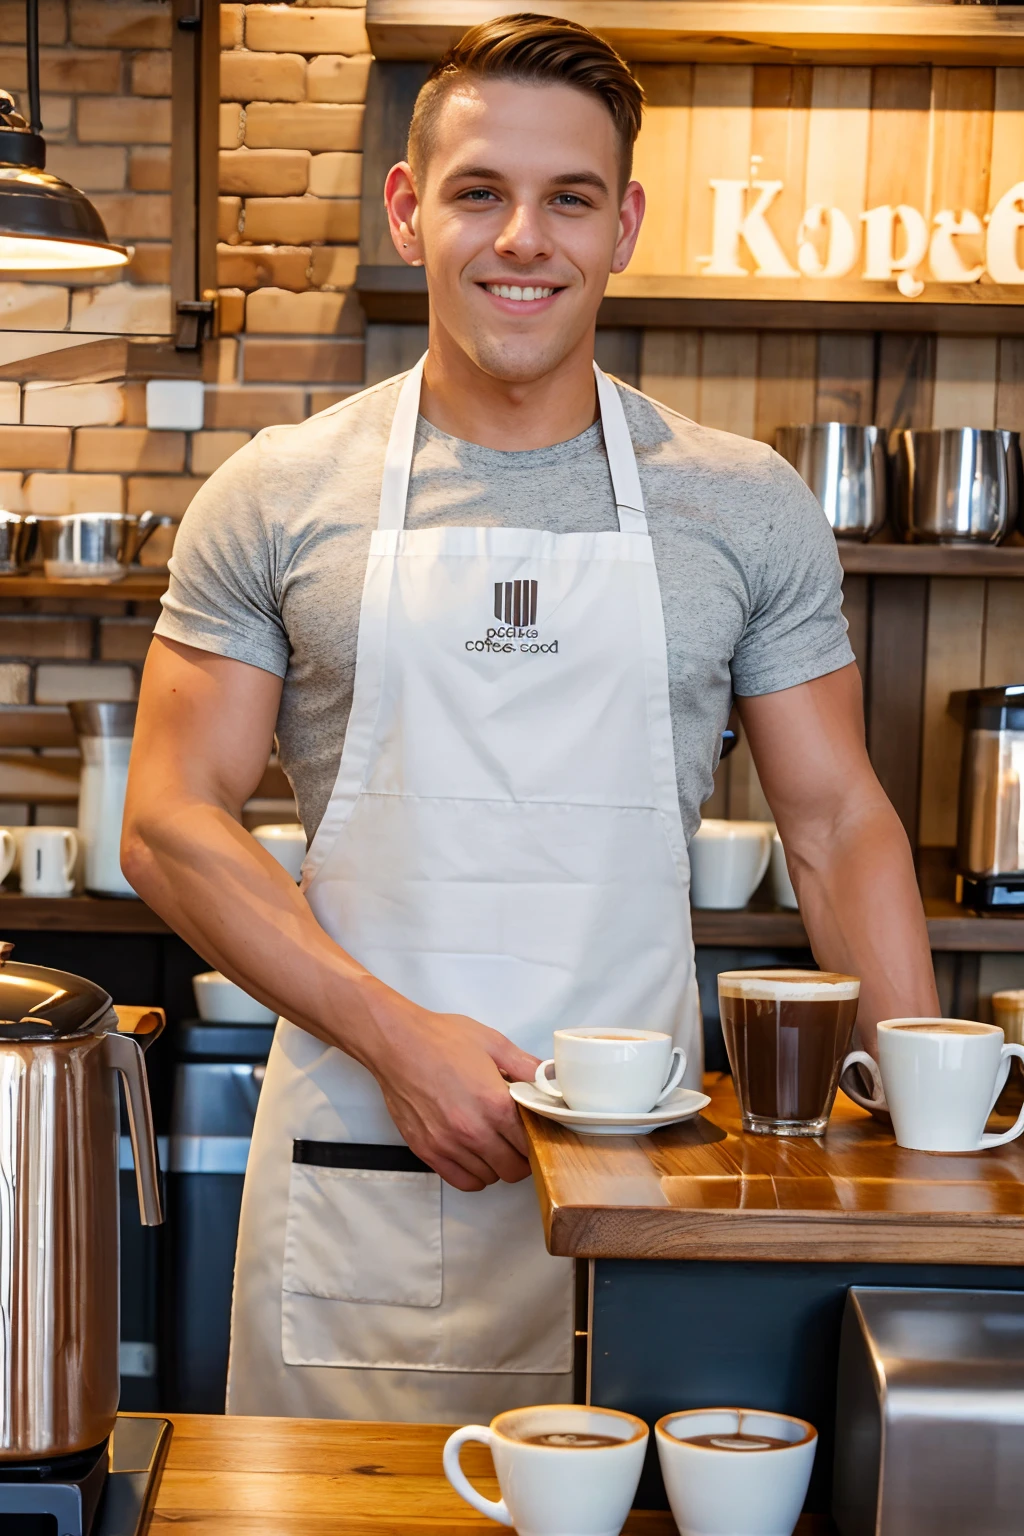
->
xmin=770 ymin=831 xmax=799 ymax=910
xmin=0 ymin=829 xmax=17 ymax=885
xmin=20 ymin=827 xmax=78 ymax=898
xmin=443 ymin=1404 xmax=648 ymax=1536
xmin=534 ymin=1027 xmax=686 ymax=1114
xmin=690 ymin=819 xmax=773 ymax=910
xmin=843 ymin=1018 xmax=1024 ymax=1152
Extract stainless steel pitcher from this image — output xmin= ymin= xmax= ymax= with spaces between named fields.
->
xmin=34 ymin=511 xmax=174 ymax=580
xmin=775 ymin=423 xmax=887 ymax=540
xmin=890 ymin=428 xmax=1017 ymax=543
xmin=0 ymin=947 xmax=163 ymax=1460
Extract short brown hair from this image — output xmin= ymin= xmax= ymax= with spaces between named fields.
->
xmin=408 ymin=12 xmax=644 ymax=186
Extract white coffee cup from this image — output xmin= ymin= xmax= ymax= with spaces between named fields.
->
xmin=0 ymin=828 xmax=17 ymax=885
xmin=770 ymin=831 xmax=798 ymax=910
xmin=843 ymin=1018 xmax=1024 ymax=1152
xmin=534 ymin=1027 xmax=686 ymax=1114
xmin=655 ymin=1407 xmax=816 ymax=1536
xmin=20 ymin=827 xmax=78 ymax=897
xmin=0 ymin=825 xmax=22 ymax=878
xmin=444 ymin=1403 xmax=648 ymax=1536
xmin=252 ymin=823 xmax=305 ymax=882
xmin=690 ymin=820 xmax=772 ymax=910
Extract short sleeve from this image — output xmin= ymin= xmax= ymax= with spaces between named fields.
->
xmin=154 ymin=433 xmax=290 ymax=679
xmin=730 ymin=450 xmax=854 ymax=697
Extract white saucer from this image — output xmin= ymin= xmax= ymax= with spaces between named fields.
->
xmin=509 ymin=1080 xmax=711 ymax=1136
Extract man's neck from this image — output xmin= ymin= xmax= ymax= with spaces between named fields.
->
xmin=418 ymin=325 xmax=599 ymax=451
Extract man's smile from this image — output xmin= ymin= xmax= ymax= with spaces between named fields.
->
xmin=477 ymin=281 xmax=564 ymax=312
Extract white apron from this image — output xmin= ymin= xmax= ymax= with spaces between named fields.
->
xmin=226 ymin=360 xmax=702 ymax=1424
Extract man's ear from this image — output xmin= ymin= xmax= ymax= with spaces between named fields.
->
xmin=385 ymin=161 xmax=424 ymax=267
xmin=612 ymin=179 xmax=645 ymax=275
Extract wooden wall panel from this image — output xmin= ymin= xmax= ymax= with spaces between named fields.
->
xmin=931 ymin=335 xmax=998 ymax=428
xmin=842 ymin=573 xmax=870 ymax=680
xmin=867 ymin=577 xmax=929 ymax=839
xmin=630 ymin=65 xmax=693 ymax=277
xmin=988 ymin=69 xmax=1024 ymax=214
xmin=815 ymin=334 xmax=876 ymax=423
xmin=753 ymin=332 xmax=817 ymax=442
xmin=875 ymin=334 xmax=936 ymax=430
xmin=803 ymin=67 xmax=872 ymax=267
xmin=918 ymin=579 xmax=986 ymax=847
xmin=866 ymin=67 xmax=933 ymax=211
xmin=684 ymin=65 xmax=754 ymax=277
xmin=750 ymin=65 xmax=812 ymax=246
xmin=697 ymin=331 xmax=758 ymax=435
xmin=931 ymin=67 xmax=994 ymax=258
xmin=982 ymin=581 xmax=1024 ymax=686
xmin=639 ymin=330 xmax=700 ymax=418
xmin=995 ymin=337 xmax=1024 ymax=430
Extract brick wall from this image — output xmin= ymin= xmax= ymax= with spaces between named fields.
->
xmin=0 ymin=0 xmax=370 ymax=827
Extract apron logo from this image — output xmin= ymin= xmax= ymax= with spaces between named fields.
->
xmin=464 ymin=579 xmax=559 ymax=656
xmin=494 ymin=580 xmax=537 ymax=627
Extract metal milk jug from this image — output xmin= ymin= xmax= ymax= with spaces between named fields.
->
xmin=68 ymin=701 xmax=137 ymax=899
xmin=0 ymin=946 xmax=163 ymax=1459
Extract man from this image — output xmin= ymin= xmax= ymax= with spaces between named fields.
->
xmin=122 ymin=13 xmax=938 ymax=1424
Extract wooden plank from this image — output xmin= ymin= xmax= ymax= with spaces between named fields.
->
xmin=753 ymin=331 xmax=817 ymax=444
xmin=630 ymin=65 xmax=693 ymax=277
xmin=931 ymin=334 xmax=998 ymax=428
xmin=875 ymin=332 xmax=936 ymax=430
xmin=594 ymin=329 xmax=642 ymax=388
xmin=684 ymin=65 xmax=754 ymax=277
xmin=359 ymin=60 xmax=432 ymax=268
xmin=689 ymin=902 xmax=1024 ymax=952
xmin=0 ymin=574 xmax=168 ymax=602
xmin=989 ymin=68 xmax=1024 ymax=210
xmin=815 ymin=333 xmax=876 ymax=423
xmin=750 ymin=64 xmax=812 ymax=260
xmin=866 ymin=64 xmax=933 ymax=210
xmin=841 ymin=572 xmax=870 ymax=682
xmin=364 ymin=321 xmax=429 ymax=385
xmin=366 ymin=3 xmax=1024 ymax=67
xmin=0 ymin=894 xmax=169 ymax=933
xmin=996 ymin=337 xmax=1024 ymax=429
xmin=638 ymin=330 xmax=701 ymax=417
xmin=696 ymin=330 xmax=758 ymax=435
xmin=982 ymin=579 xmax=1024 ymax=685
xmin=866 ymin=575 xmax=929 ymax=842
xmin=800 ymin=65 xmax=872 ymax=279
xmin=724 ymin=729 xmax=774 ymax=822
xmin=523 ymin=1073 xmax=1024 ymax=1264
xmin=918 ymin=578 xmax=986 ymax=847
xmin=930 ymin=68 xmax=994 ymax=277
xmin=840 ymin=543 xmax=1024 ymax=576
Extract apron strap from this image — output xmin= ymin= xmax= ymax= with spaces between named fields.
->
xmin=377 ymin=353 xmax=648 ymax=535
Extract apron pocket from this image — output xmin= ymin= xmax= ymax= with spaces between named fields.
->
xmin=282 ymin=1142 xmax=442 ymax=1308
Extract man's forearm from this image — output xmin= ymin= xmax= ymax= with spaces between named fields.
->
xmin=787 ymin=795 xmax=939 ymax=1053
xmin=122 ymin=798 xmax=396 ymax=1070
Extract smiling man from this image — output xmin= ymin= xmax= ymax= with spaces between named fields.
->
xmin=122 ymin=14 xmax=938 ymax=1424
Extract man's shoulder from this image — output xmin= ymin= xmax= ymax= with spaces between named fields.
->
xmin=614 ymin=378 xmax=776 ymax=485
xmin=252 ymin=372 xmax=405 ymax=462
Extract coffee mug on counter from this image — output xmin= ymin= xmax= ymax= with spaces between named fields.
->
xmin=843 ymin=1018 xmax=1024 ymax=1152
xmin=20 ymin=827 xmax=78 ymax=897
xmin=534 ymin=1028 xmax=686 ymax=1114
xmin=690 ymin=820 xmax=772 ymax=910
xmin=656 ymin=1408 xmax=816 ymax=1536
xmin=252 ymin=823 xmax=306 ymax=883
xmin=443 ymin=1404 xmax=648 ymax=1536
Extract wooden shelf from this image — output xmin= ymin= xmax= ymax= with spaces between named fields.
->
xmin=0 ymin=894 xmax=169 ymax=933
xmin=692 ymin=901 xmax=1024 ymax=952
xmin=0 ymin=572 xmax=169 ymax=602
xmin=367 ymin=1 xmax=1024 ymax=65
xmin=839 ymin=544 xmax=1024 ymax=577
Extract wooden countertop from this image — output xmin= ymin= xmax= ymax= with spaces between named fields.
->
xmin=521 ymin=1073 xmax=1024 ymax=1265
xmin=150 ymin=1413 xmax=832 ymax=1533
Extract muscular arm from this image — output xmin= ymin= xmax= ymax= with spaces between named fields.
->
xmin=121 ymin=636 xmax=538 ymax=1191
xmin=737 ymin=663 xmax=939 ymax=1053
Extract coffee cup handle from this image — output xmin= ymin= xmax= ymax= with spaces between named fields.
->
xmin=0 ymin=829 xmax=15 ymax=883
xmin=62 ymin=829 xmax=78 ymax=888
xmin=533 ymin=1060 xmax=563 ymax=1099
xmin=655 ymin=1047 xmax=687 ymax=1105
xmin=442 ymin=1425 xmax=513 ymax=1527
xmin=840 ymin=1050 xmax=886 ymax=1112
xmin=980 ymin=1044 xmax=1024 ymax=1149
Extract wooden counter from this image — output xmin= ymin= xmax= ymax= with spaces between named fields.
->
xmin=522 ymin=1073 xmax=1024 ymax=1265
xmin=150 ymin=1413 xmax=832 ymax=1533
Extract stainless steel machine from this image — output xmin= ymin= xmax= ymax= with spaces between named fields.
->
xmin=0 ymin=945 xmax=171 ymax=1535
xmin=833 ymin=1287 xmax=1024 ymax=1535
xmin=955 ymin=685 xmax=1024 ymax=912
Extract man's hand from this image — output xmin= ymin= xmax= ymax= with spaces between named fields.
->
xmin=367 ymin=996 xmax=540 ymax=1191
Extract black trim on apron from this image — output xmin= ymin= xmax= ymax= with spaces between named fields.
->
xmin=292 ymin=1139 xmax=432 ymax=1174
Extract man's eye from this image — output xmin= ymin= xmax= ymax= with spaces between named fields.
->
xmin=553 ymin=193 xmax=586 ymax=208
xmin=461 ymin=188 xmax=497 ymax=202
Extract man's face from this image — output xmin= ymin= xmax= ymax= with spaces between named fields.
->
xmin=387 ymin=78 xmax=644 ymax=385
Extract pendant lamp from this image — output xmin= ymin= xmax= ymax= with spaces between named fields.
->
xmin=0 ymin=0 xmax=128 ymax=273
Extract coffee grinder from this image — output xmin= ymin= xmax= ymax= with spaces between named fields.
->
xmin=954 ymin=685 xmax=1024 ymax=912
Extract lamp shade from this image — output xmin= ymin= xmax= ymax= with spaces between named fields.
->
xmin=0 ymin=162 xmax=129 ymax=271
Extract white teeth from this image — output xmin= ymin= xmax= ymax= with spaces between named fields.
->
xmin=485 ymin=284 xmax=555 ymax=301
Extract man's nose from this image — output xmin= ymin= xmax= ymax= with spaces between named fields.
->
xmin=494 ymin=202 xmax=552 ymax=264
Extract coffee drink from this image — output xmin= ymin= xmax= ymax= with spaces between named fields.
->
xmin=517 ymin=1432 xmax=624 ymax=1448
xmin=890 ymin=1022 xmax=988 ymax=1035
xmin=718 ymin=969 xmax=860 ymax=1136
xmin=677 ymin=1432 xmax=792 ymax=1452
xmin=573 ymin=1034 xmax=646 ymax=1042
xmin=535 ymin=1027 xmax=687 ymax=1115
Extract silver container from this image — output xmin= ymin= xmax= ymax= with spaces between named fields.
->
xmin=956 ymin=685 xmax=1024 ymax=877
xmin=0 ymin=945 xmax=162 ymax=1459
xmin=834 ymin=1287 xmax=1024 ymax=1536
xmin=776 ymin=424 xmax=887 ymax=540
xmin=0 ymin=511 xmax=37 ymax=574
xmin=34 ymin=511 xmax=174 ymax=580
xmin=891 ymin=428 xmax=1016 ymax=543
xmin=68 ymin=701 xmax=137 ymax=898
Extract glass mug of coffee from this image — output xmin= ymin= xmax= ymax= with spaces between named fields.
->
xmin=534 ymin=1028 xmax=686 ymax=1114
xmin=443 ymin=1404 xmax=648 ymax=1536
xmin=843 ymin=1018 xmax=1024 ymax=1152
xmin=655 ymin=1408 xmax=816 ymax=1536
xmin=718 ymin=969 xmax=861 ymax=1136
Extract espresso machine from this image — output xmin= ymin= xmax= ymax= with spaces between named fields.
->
xmin=955 ymin=685 xmax=1024 ymax=912
xmin=0 ymin=945 xmax=171 ymax=1535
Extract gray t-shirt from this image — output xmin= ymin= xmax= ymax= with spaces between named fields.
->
xmin=156 ymin=373 xmax=853 ymax=841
